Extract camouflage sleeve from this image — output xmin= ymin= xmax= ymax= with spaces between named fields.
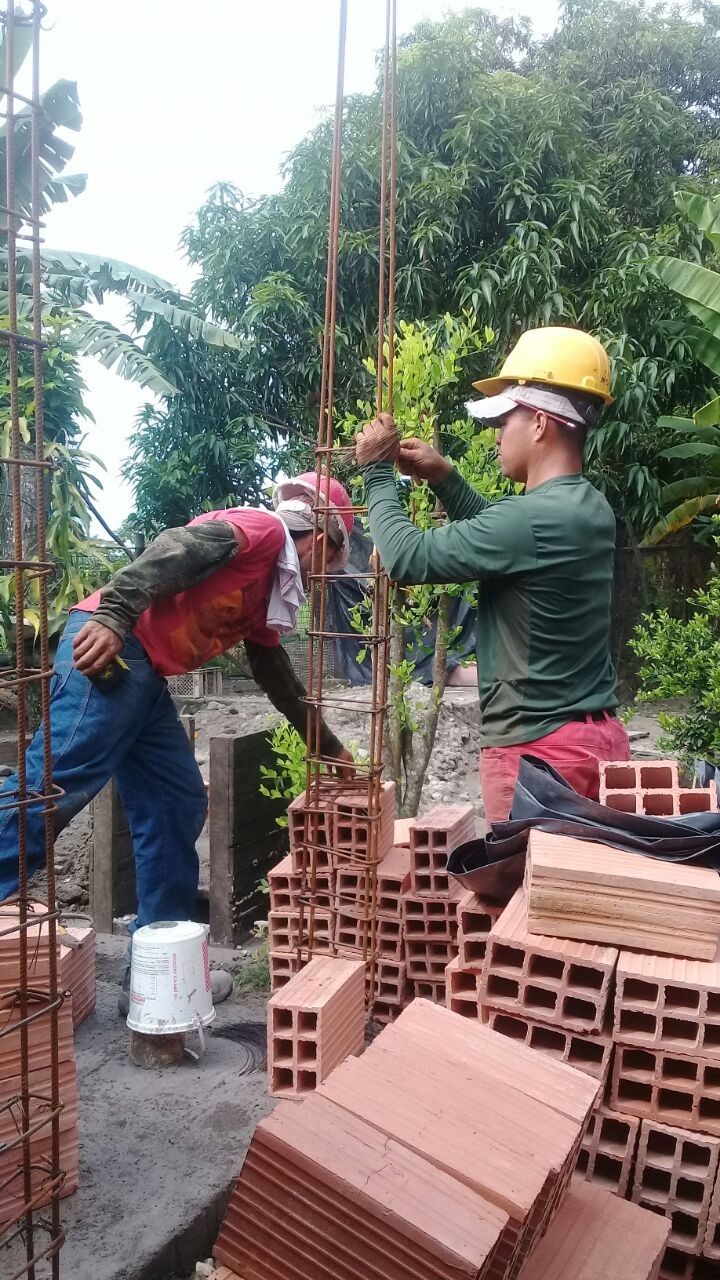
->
xmin=244 ymin=640 xmax=344 ymax=759
xmin=90 ymin=522 xmax=239 ymax=640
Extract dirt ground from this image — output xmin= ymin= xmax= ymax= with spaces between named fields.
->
xmin=48 ymin=685 xmax=678 ymax=912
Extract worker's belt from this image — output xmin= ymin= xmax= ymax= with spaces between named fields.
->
xmin=567 ymin=708 xmax=617 ymax=722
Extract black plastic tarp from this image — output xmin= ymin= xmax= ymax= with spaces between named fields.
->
xmin=327 ymin=523 xmax=477 ymax=685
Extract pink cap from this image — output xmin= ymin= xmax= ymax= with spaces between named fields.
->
xmin=274 ymin=472 xmax=354 ymax=535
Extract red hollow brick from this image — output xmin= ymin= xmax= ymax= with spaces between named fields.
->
xmin=268 ymin=909 xmax=334 ymax=955
xmin=445 ymin=956 xmax=481 ymax=1020
xmin=481 ymin=889 xmax=617 ymax=1034
xmin=333 ymin=781 xmax=396 ymax=863
xmin=516 ymin=1181 xmax=669 ymax=1280
xmin=483 ymin=1007 xmax=613 ymax=1083
xmin=376 ymin=913 xmax=404 ymax=961
xmin=406 ymin=938 xmax=458 ymax=981
xmin=267 ymin=956 xmax=365 ymax=1098
xmin=610 ymin=1043 xmax=720 ymax=1136
xmin=412 ymin=978 xmax=447 ymax=1004
xmin=215 ymin=1092 xmax=510 ymax=1280
xmin=376 ymin=845 xmax=411 ymax=916
xmin=615 ymin=950 xmax=720 ymax=1061
xmin=267 ymin=853 xmax=303 ymax=911
xmin=631 ymin=1118 xmax=720 ymax=1257
xmin=268 ymin=949 xmax=300 ymax=993
xmin=457 ymin=889 xmax=504 ymax=971
xmin=371 ymin=957 xmax=410 ymax=1007
xmin=526 ymin=830 xmax=720 ymax=961
xmin=402 ymin=892 xmax=460 ymax=943
xmin=574 ymin=1104 xmax=640 ymax=1198
xmin=410 ymin=804 xmax=476 ymax=895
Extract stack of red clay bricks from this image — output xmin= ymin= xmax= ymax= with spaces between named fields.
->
xmin=0 ymin=905 xmax=80 ymax=1226
xmin=267 ymin=781 xmax=396 ymax=993
xmin=267 ymin=790 xmax=476 ymax=1026
xmin=401 ymin=803 xmax=475 ymax=1006
xmin=59 ymin=925 xmax=96 ymax=1029
xmin=440 ymin=759 xmax=720 ymax=1280
xmin=214 ymin=999 xmax=669 ymax=1280
xmin=266 ymin=955 xmax=365 ymax=1098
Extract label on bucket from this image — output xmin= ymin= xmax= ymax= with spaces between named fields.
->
xmin=132 ymin=949 xmax=170 ymax=1001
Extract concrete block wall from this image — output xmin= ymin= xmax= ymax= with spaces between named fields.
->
xmin=266 ymin=956 xmax=365 ymax=1098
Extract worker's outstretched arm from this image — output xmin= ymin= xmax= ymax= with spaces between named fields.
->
xmin=363 ymin=462 xmax=537 ymax=586
xmin=244 ymin=641 xmax=351 ymax=774
xmin=91 ymin=523 xmax=241 ymax=640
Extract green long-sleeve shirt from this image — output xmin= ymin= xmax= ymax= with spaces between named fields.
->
xmin=363 ymin=463 xmax=619 ymax=748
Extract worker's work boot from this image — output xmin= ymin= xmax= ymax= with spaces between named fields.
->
xmin=117 ymin=965 xmax=233 ymax=1017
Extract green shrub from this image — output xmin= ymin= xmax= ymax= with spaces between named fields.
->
xmin=631 ymin=540 xmax=720 ymax=767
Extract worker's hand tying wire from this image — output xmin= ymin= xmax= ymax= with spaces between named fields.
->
xmin=355 ymin=413 xmax=401 ymax=466
xmin=72 ymin=619 xmax=123 ymax=677
xmin=397 ymin=437 xmax=453 ymax=487
xmin=327 ymin=746 xmax=355 ymax=780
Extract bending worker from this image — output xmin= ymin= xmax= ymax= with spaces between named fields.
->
xmin=356 ymin=326 xmax=630 ymax=823
xmin=0 ymin=474 xmax=354 ymax=1009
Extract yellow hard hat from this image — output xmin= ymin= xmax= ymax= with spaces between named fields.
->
xmin=473 ymin=326 xmax=613 ymax=405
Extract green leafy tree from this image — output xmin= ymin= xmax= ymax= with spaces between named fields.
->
xmin=640 ymin=192 xmax=720 ymax=542
xmin=339 ymin=315 xmax=506 ymax=815
xmin=151 ymin=1 xmax=720 ymax=539
xmin=631 ymin=537 xmax=720 ymax=767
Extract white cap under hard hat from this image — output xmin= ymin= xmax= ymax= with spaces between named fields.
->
xmin=465 ymin=383 xmax=589 ymax=427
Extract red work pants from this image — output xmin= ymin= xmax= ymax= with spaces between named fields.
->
xmin=480 ymin=713 xmax=631 ymax=825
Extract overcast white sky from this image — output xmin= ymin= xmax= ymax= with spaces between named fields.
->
xmin=40 ymin=0 xmax=559 ymax=529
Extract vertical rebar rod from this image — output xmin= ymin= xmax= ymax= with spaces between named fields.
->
xmin=0 ymin=3 xmax=64 ymax=1275
xmin=30 ymin=0 xmax=61 ymax=1271
xmin=296 ymin=0 xmax=397 ymax=1012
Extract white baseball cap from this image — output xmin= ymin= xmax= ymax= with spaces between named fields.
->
xmin=465 ymin=383 xmax=589 ymax=427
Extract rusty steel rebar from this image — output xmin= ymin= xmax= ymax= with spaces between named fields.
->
xmin=297 ymin=0 xmax=398 ymax=1011
xmin=0 ymin=2 xmax=64 ymax=1276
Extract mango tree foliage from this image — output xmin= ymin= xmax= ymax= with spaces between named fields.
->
xmin=146 ymin=0 xmax=720 ymax=537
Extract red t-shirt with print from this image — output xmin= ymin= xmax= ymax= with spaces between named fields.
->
xmin=75 ymin=508 xmax=284 ymax=676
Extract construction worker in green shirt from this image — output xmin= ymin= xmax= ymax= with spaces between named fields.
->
xmin=355 ymin=326 xmax=630 ymax=823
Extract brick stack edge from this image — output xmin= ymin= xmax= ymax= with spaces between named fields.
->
xmin=268 ymin=794 xmax=478 ymax=1027
xmin=259 ymin=757 xmax=720 ymax=1276
xmin=466 ymin=759 xmax=720 ymax=1280
xmin=216 ymin=999 xmax=618 ymax=1280
xmin=0 ymin=904 xmax=81 ymax=1226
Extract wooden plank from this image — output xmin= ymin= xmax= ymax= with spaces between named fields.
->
xmin=526 ymin=830 xmax=720 ymax=960
xmin=209 ymin=732 xmax=287 ymax=946
xmin=89 ymin=780 xmax=137 ymax=933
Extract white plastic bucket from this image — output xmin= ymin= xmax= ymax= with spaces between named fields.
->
xmin=127 ymin=920 xmax=215 ymax=1035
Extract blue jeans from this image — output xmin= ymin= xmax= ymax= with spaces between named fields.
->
xmin=0 ymin=611 xmax=208 ymax=935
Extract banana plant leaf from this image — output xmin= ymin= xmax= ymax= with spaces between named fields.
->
xmin=643 ymin=494 xmax=720 ymax=546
